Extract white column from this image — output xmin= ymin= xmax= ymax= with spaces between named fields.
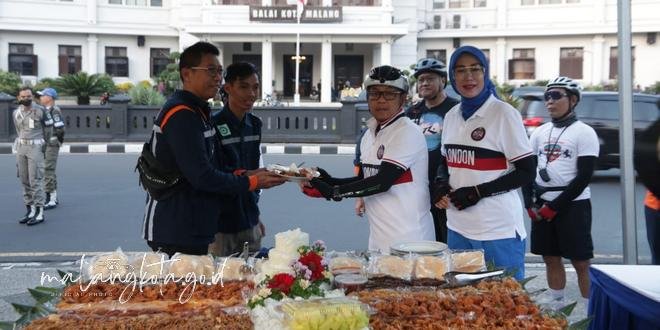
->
xmin=321 ymin=36 xmax=332 ymax=103
xmin=372 ymin=44 xmax=381 ymax=67
xmin=496 ymin=0 xmax=507 ymax=29
xmin=380 ymin=39 xmax=392 ymax=66
xmin=261 ymin=36 xmax=273 ymax=99
xmin=216 ymin=43 xmax=224 ymax=67
xmin=87 ymin=0 xmax=97 ymax=24
xmin=87 ymin=34 xmax=98 ymax=74
xmin=495 ymin=37 xmax=506 ymax=85
xmin=591 ymin=35 xmax=605 ymax=85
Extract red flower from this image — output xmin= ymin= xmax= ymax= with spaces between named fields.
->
xmin=267 ymin=273 xmax=295 ymax=294
xmin=299 ymin=252 xmax=325 ymax=281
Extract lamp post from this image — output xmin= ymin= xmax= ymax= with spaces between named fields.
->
xmin=294 ymin=0 xmax=306 ymax=106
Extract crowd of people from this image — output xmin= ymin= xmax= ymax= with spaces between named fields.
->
xmin=13 ymin=41 xmax=658 ymax=306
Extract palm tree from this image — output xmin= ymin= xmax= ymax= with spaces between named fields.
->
xmin=55 ymin=72 xmax=116 ymax=105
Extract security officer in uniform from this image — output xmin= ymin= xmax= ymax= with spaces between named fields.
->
xmin=38 ymin=88 xmax=65 ymax=209
xmin=14 ymin=87 xmax=53 ymax=225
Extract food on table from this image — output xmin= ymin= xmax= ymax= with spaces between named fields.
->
xmin=451 ymin=250 xmax=486 ymax=273
xmin=370 ymin=255 xmax=413 ymax=280
xmin=414 ymin=255 xmax=449 ymax=280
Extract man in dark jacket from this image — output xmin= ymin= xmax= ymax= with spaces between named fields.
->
xmin=407 ymin=58 xmax=459 ymax=243
xmin=142 ymin=42 xmax=285 ymax=257
xmin=209 ymin=62 xmax=266 ymax=256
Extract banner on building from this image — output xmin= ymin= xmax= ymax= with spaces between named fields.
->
xmin=249 ymin=6 xmax=342 ymax=23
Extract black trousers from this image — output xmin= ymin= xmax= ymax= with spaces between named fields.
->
xmin=646 ymin=206 xmax=660 ymax=265
xmin=147 ymin=241 xmax=208 ymax=258
xmin=431 ymin=207 xmax=448 ymax=243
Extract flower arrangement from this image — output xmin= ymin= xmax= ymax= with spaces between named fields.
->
xmin=248 ymin=240 xmax=332 ymax=308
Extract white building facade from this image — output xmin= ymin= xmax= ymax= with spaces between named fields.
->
xmin=418 ymin=0 xmax=660 ymax=88
xmin=0 ymin=0 xmax=658 ymax=103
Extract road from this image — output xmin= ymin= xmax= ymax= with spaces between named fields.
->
xmin=0 ymin=153 xmax=652 ymax=263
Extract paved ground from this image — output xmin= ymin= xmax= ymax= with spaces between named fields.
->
xmin=0 ymin=262 xmax=589 ymax=325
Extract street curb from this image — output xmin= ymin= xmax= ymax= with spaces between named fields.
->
xmin=0 ymin=143 xmax=357 ymax=155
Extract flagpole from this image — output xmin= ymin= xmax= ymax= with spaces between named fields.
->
xmin=294 ymin=2 xmax=302 ymax=106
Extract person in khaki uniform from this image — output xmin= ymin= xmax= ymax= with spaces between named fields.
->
xmin=14 ymin=87 xmax=53 ymax=226
xmin=38 ymin=88 xmax=65 ymax=209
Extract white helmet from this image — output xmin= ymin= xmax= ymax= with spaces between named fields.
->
xmin=546 ymin=76 xmax=582 ymax=101
xmin=363 ymin=65 xmax=409 ymax=93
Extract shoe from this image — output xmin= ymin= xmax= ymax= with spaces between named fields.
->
xmin=19 ymin=205 xmax=35 ymax=224
xmin=27 ymin=207 xmax=44 ymax=226
xmin=45 ymin=191 xmax=58 ymax=210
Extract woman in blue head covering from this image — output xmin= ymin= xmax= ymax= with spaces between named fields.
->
xmin=432 ymin=45 xmax=537 ymax=280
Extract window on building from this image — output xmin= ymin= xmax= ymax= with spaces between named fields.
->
xmin=451 ymin=14 xmax=461 ymax=28
xmin=559 ymin=47 xmax=583 ymax=79
xmin=58 ymin=45 xmax=82 ymax=76
xmin=609 ymin=46 xmax=635 ymax=80
xmin=566 ymin=0 xmax=580 ymax=3
xmin=8 ymin=43 xmax=37 ymax=76
xmin=106 ymin=47 xmax=128 ymax=77
xmin=508 ymin=48 xmax=535 ymax=79
xmin=218 ymin=0 xmax=266 ymax=4
xmin=433 ymin=0 xmax=445 ymax=9
xmin=331 ymin=0 xmax=380 ymax=5
xmin=150 ymin=48 xmax=170 ymax=77
xmin=474 ymin=0 xmax=487 ymax=7
xmin=521 ymin=0 xmax=535 ymax=5
xmin=448 ymin=0 xmax=470 ymax=8
xmin=481 ymin=49 xmax=490 ymax=65
xmin=432 ymin=15 xmax=442 ymax=29
xmin=426 ymin=49 xmax=447 ymax=64
xmin=539 ymin=0 xmax=560 ymax=4
xmin=151 ymin=0 xmax=162 ymax=5
xmin=108 ymin=0 xmax=122 ymax=4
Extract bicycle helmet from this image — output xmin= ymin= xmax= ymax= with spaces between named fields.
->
xmin=546 ymin=76 xmax=582 ymax=101
xmin=363 ymin=65 xmax=409 ymax=93
xmin=413 ymin=58 xmax=447 ymax=78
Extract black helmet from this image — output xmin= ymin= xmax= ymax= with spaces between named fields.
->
xmin=413 ymin=58 xmax=447 ymax=78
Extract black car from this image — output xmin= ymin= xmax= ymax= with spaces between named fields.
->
xmin=518 ymin=91 xmax=659 ymax=170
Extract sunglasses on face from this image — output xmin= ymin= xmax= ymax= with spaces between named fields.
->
xmin=369 ymin=66 xmax=402 ymax=82
xmin=190 ymin=66 xmax=223 ymax=77
xmin=453 ymin=65 xmax=484 ymax=78
xmin=367 ymin=91 xmax=403 ymax=101
xmin=544 ymin=91 xmax=568 ymax=101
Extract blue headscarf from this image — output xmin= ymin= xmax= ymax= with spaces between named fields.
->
xmin=449 ymin=46 xmax=498 ymax=120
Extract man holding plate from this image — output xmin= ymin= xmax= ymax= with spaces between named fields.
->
xmin=301 ymin=65 xmax=435 ymax=252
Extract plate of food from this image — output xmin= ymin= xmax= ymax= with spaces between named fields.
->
xmin=266 ymin=163 xmax=320 ymax=182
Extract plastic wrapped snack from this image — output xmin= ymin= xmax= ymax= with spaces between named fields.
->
xmin=86 ymin=248 xmax=131 ymax=281
xmin=329 ymin=256 xmax=366 ymax=275
xmin=450 ymin=249 xmax=486 ymax=273
xmin=280 ymin=297 xmax=370 ymax=330
xmin=369 ymin=255 xmax=413 ymax=280
xmin=414 ymin=255 xmax=450 ymax=280
xmin=216 ymin=257 xmax=250 ymax=281
xmin=168 ymin=253 xmax=215 ymax=280
xmin=129 ymin=251 xmax=169 ymax=280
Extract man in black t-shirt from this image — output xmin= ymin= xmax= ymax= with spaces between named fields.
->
xmin=407 ymin=58 xmax=459 ymax=243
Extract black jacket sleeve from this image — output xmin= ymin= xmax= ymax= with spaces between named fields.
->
xmin=164 ymin=110 xmax=250 ymax=194
xmin=335 ymin=161 xmax=406 ymax=198
xmin=547 ymin=155 xmax=597 ymax=211
xmin=477 ymin=155 xmax=537 ymax=198
xmin=521 ymin=156 xmax=538 ymax=208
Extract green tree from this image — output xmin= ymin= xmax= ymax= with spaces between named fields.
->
xmin=157 ymin=51 xmax=181 ymax=96
xmin=33 ymin=78 xmax=58 ymax=93
xmin=0 ymin=70 xmax=22 ymax=96
xmin=128 ymin=84 xmax=165 ymax=106
xmin=643 ymin=81 xmax=660 ymax=94
xmin=54 ymin=72 xmax=117 ymax=105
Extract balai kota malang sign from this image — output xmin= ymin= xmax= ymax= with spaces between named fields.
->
xmin=249 ymin=6 xmax=342 ymax=23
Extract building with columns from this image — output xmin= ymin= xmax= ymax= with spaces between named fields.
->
xmin=1 ymin=0 xmax=658 ymax=105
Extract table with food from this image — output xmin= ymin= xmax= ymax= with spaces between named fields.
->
xmin=22 ymin=227 xmax=579 ymax=330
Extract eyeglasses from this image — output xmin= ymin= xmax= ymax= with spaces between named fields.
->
xmin=453 ymin=65 xmax=484 ymax=79
xmin=544 ymin=91 xmax=568 ymax=101
xmin=417 ymin=77 xmax=440 ymax=85
xmin=369 ymin=66 xmax=403 ymax=82
xmin=190 ymin=66 xmax=223 ymax=77
xmin=367 ymin=91 xmax=403 ymax=101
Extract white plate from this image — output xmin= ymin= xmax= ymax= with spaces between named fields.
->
xmin=390 ymin=241 xmax=448 ymax=255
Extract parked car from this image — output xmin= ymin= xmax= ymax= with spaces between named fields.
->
xmin=518 ymin=91 xmax=659 ymax=170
